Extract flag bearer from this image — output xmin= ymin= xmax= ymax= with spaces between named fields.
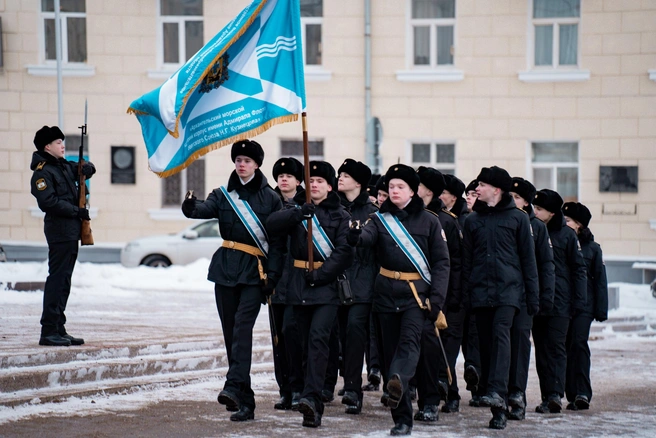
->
xmin=181 ymin=140 xmax=283 ymax=422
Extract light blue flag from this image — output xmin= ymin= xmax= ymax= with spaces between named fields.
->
xmin=128 ymin=0 xmax=306 ymax=177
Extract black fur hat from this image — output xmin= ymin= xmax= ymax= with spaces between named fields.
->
xmin=511 ymin=177 xmax=537 ymax=204
xmin=563 ymin=202 xmax=592 ymax=228
xmin=34 ymin=126 xmax=65 ymax=151
xmin=417 ymin=166 xmax=446 ymax=195
xmin=231 ymin=139 xmax=264 ymax=166
xmin=375 ymin=175 xmax=387 ymax=193
xmin=476 ymin=166 xmax=512 ymax=193
xmin=273 ymin=157 xmax=304 ymax=183
xmin=309 ymin=160 xmax=336 ymax=187
xmin=466 ymin=179 xmax=478 ymax=193
xmin=443 ymin=174 xmax=466 ymax=198
xmin=384 ymin=164 xmax=420 ymax=193
xmin=338 ymin=158 xmax=372 ymax=187
xmin=533 ymin=189 xmax=564 ymax=214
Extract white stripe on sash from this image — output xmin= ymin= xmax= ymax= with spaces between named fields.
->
xmin=220 ymin=186 xmax=269 ymax=256
xmin=376 ymin=212 xmax=431 ymax=284
xmin=302 ymin=215 xmax=334 ymax=261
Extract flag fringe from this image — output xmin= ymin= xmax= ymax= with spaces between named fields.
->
xmin=126 ymin=107 xmax=149 ymax=116
xmin=151 ymin=113 xmax=299 ymax=178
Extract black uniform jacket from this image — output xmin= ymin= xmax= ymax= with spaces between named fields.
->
xmin=579 ymin=232 xmax=608 ymax=321
xmin=183 ymin=169 xmax=283 ymax=287
xmin=358 ymin=195 xmax=450 ymax=314
xmin=339 ymin=191 xmax=379 ymax=304
xmin=462 ymin=193 xmax=539 ymax=311
xmin=266 ymin=190 xmax=354 ymax=306
xmin=426 ymin=198 xmax=462 ymax=312
xmin=270 ymin=186 xmax=301 ymax=305
xmin=526 ymin=205 xmax=556 ymax=313
xmin=30 ymin=151 xmax=86 ymax=244
xmin=452 ymin=197 xmax=468 ymax=229
xmin=544 ymin=212 xmax=588 ymax=317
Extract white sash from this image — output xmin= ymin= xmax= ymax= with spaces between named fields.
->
xmin=302 ymin=215 xmax=334 ymax=261
xmin=376 ymin=212 xmax=431 ymax=284
xmin=220 ymin=186 xmax=269 ymax=257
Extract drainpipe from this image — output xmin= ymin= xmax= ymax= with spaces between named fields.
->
xmin=364 ymin=0 xmax=376 ymax=172
xmin=54 ymin=0 xmax=64 ymax=130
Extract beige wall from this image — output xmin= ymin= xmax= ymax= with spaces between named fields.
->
xmin=1 ymin=0 xmax=655 ymax=256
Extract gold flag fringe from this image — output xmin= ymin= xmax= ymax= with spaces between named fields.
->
xmin=151 ymin=113 xmax=298 ymax=179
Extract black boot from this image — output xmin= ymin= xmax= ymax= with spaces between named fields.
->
xmin=507 ymin=391 xmax=525 ymax=410
xmin=381 ymin=391 xmax=389 ymax=406
xmin=60 ymin=333 xmax=84 ymax=345
xmin=441 ymin=398 xmax=459 ymax=413
xmin=362 ymin=382 xmax=379 ymax=391
xmin=39 ymin=334 xmax=71 ymax=347
xmin=413 ymin=409 xmax=424 ymax=421
xmin=489 ymin=409 xmax=507 ymax=430
xmin=390 ymin=423 xmax=412 ymax=436
xmin=480 ymin=392 xmax=506 ymax=410
xmin=274 ymin=394 xmax=292 ymax=410
xmin=436 ymin=380 xmax=448 ymax=402
xmin=507 ymin=407 xmax=525 ymax=420
xmin=547 ymin=393 xmax=562 ymax=413
xmin=566 ymin=402 xmax=578 ymax=411
xmin=291 ymin=392 xmax=301 ymax=411
xmin=535 ymin=400 xmax=549 ymax=413
xmin=320 ymin=389 xmax=334 ymax=403
xmin=386 ymin=374 xmax=403 ymax=409
xmin=342 ymin=390 xmax=359 ymax=406
xmin=298 ymin=398 xmax=322 ymax=428
xmin=574 ymin=395 xmax=590 ymax=410
xmin=419 ymin=404 xmax=439 ymax=422
xmin=464 ymin=365 xmax=479 ymax=392
xmin=469 ymin=395 xmax=481 ymax=407
xmin=409 ymin=385 xmax=417 ymax=401
xmin=368 ymin=367 xmax=382 ymax=386
xmin=337 ymin=387 xmax=345 ymax=396
xmin=230 ymin=405 xmax=254 ymax=422
xmin=218 ymin=389 xmax=240 ymax=412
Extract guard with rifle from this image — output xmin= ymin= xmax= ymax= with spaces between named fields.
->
xmin=30 ymin=122 xmax=96 ymax=347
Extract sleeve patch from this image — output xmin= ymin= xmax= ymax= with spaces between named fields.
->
xmin=36 ymin=178 xmax=47 ymax=191
xmin=441 ymin=229 xmax=447 ymax=242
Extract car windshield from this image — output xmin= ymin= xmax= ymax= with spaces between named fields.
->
xmin=193 ymin=220 xmax=219 ymax=238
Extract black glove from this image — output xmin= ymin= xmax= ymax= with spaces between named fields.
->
xmin=305 ymin=269 xmax=320 ymax=287
xmin=77 ymin=207 xmax=90 ymax=221
xmin=81 ymin=162 xmax=96 ymax=177
xmin=262 ymin=276 xmax=277 ymax=296
xmin=182 ymin=195 xmax=197 ymax=217
xmin=539 ymin=298 xmax=553 ymax=314
xmin=594 ymin=313 xmax=607 ymax=323
xmin=301 ymin=202 xmax=315 ymax=218
xmin=346 ymin=227 xmax=361 ymax=246
xmin=527 ymin=302 xmax=539 ymax=316
xmin=427 ymin=304 xmax=440 ymax=323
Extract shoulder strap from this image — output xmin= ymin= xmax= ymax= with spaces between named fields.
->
xmin=36 ymin=161 xmax=46 ymax=171
xmin=220 ymin=186 xmax=269 ymax=257
xmin=376 ymin=212 xmax=431 ymax=284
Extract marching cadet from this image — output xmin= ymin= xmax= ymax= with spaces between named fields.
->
xmin=462 ymin=166 xmax=539 ymax=430
xmin=270 ymin=157 xmax=305 ymax=410
xmin=507 ymin=177 xmax=556 ymax=420
xmin=266 ymin=161 xmax=354 ymax=428
xmin=181 ymin=140 xmax=283 ymax=422
xmin=414 ymin=167 xmax=463 ymax=421
xmin=348 ymin=164 xmax=450 ymax=436
xmin=461 ymin=178 xmax=483 ymax=405
xmin=532 ymin=189 xmax=587 ymax=414
xmin=336 ymin=159 xmax=378 ymax=414
xmin=376 ymin=175 xmax=389 ymax=206
xmin=440 ymin=174 xmax=467 ymax=227
xmin=563 ymin=202 xmax=608 ymax=411
xmin=30 ymin=125 xmax=96 ymax=347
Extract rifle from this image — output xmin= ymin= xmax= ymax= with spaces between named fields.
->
xmin=78 ymin=99 xmax=94 ymax=246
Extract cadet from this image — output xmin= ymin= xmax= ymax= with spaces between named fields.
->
xmin=270 ymin=157 xmax=305 ymax=410
xmin=30 ymin=125 xmax=96 ymax=347
xmin=336 ymin=159 xmax=378 ymax=414
xmin=415 ymin=166 xmax=463 ymax=421
xmin=440 ymin=174 xmax=467 ymax=227
xmin=563 ymin=202 xmax=608 ymax=411
xmin=266 ymin=161 xmax=354 ymax=428
xmin=462 ymin=166 xmax=539 ymax=430
xmin=348 ymin=164 xmax=450 ymax=436
xmin=181 ymin=140 xmax=283 ymax=422
xmin=532 ymin=189 xmax=587 ymax=414
xmin=375 ymin=175 xmax=389 ymax=206
xmin=507 ymin=177 xmax=556 ymax=420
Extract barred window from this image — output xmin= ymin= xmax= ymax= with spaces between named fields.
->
xmin=162 ymin=158 xmax=205 ymax=207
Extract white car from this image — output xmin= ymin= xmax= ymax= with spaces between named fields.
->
xmin=120 ymin=220 xmax=222 ymax=268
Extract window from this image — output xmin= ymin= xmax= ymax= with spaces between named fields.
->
xmin=531 ymin=142 xmax=578 ymax=202
xmin=158 ymin=0 xmax=204 ymax=68
xmin=409 ymin=142 xmax=455 ymax=174
xmin=410 ymin=0 xmax=455 ymax=67
xmin=162 ymin=158 xmax=205 ymax=207
xmin=280 ymin=139 xmax=324 ymax=162
xmin=41 ymin=0 xmax=87 ymax=63
xmin=301 ymin=0 xmax=323 ymax=66
xmin=532 ymin=0 xmax=580 ymax=68
xmin=193 ymin=220 xmax=219 ymax=238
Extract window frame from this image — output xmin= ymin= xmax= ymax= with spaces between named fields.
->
xmin=301 ymin=15 xmax=323 ymax=67
xmin=39 ymin=2 xmax=87 ymax=65
xmin=156 ymin=0 xmax=204 ymax=71
xmin=161 ymin=158 xmax=206 ymax=208
xmin=527 ymin=140 xmax=580 ymax=202
xmin=406 ymin=140 xmax=457 ymax=175
xmin=279 ymin=138 xmax=325 ymax=164
xmin=406 ymin=0 xmax=457 ymax=69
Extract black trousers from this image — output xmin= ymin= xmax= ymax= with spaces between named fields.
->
xmin=565 ymin=315 xmax=594 ymax=402
xmin=441 ymin=307 xmax=465 ymax=399
xmin=475 ymin=306 xmax=515 ymax=399
xmin=533 ymin=315 xmax=570 ymax=399
xmin=271 ymin=303 xmax=304 ymax=396
xmin=324 ymin=319 xmax=340 ymax=393
xmin=508 ymin=305 xmax=533 ymax=397
xmin=41 ymin=240 xmax=78 ymax=337
xmin=376 ymin=307 xmax=425 ymax=428
xmin=416 ymin=319 xmax=442 ymax=408
xmin=365 ymin=309 xmax=381 ymax=375
xmin=215 ymin=284 xmax=262 ymax=410
xmin=461 ymin=310 xmax=482 ymax=395
xmin=338 ymin=303 xmax=372 ymax=396
xmin=295 ymin=304 xmax=338 ymax=415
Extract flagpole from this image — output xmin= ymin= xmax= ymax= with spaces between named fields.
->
xmin=301 ymin=112 xmax=314 ymax=271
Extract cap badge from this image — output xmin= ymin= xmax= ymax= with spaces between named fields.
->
xmin=281 ymin=162 xmax=285 ymax=166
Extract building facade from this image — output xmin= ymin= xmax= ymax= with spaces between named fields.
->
xmin=1 ymin=0 xmax=655 ymax=259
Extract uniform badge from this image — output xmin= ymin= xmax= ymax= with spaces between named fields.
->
xmin=530 ymin=225 xmax=534 ymax=237
xmin=548 ymin=237 xmax=553 ymax=248
xmin=36 ymin=178 xmax=47 ymax=191
xmin=441 ymin=229 xmax=447 ymax=242
xmin=577 ymin=240 xmax=582 ymax=251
